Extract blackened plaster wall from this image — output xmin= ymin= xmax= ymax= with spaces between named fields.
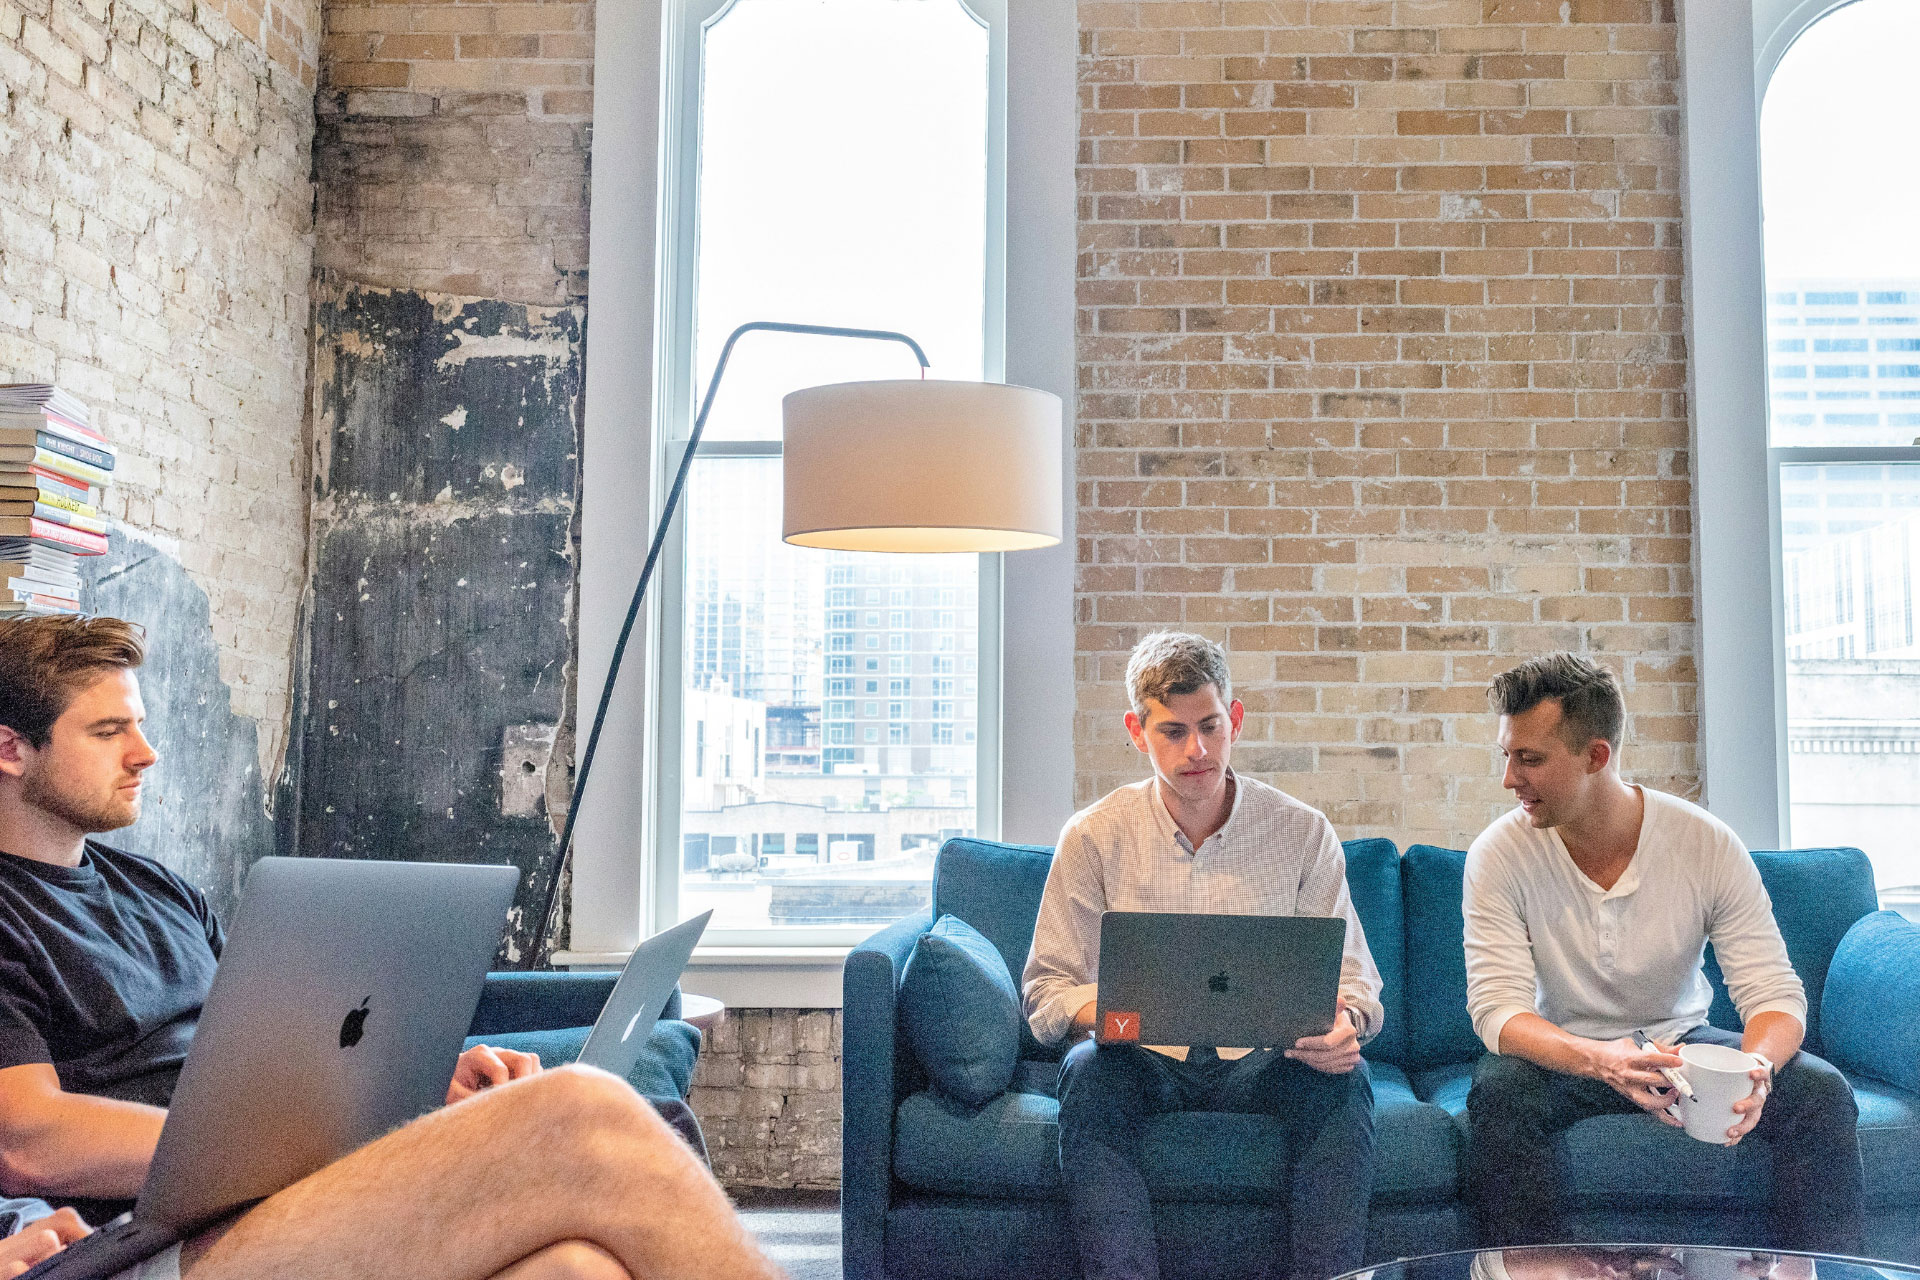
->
xmin=295 ymin=280 xmax=581 ymax=962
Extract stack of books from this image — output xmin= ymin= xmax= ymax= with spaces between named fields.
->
xmin=0 ymin=384 xmax=114 ymax=615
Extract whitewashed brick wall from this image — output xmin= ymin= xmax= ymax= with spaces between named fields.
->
xmin=0 ymin=0 xmax=320 ymax=772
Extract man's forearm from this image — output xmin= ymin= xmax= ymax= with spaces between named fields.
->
xmin=1740 ymin=1010 xmax=1804 ymax=1070
xmin=1494 ymin=1012 xmax=1604 ymax=1078
xmin=1069 ymin=999 xmax=1095 ymax=1038
xmin=0 ymin=1085 xmax=164 ymax=1200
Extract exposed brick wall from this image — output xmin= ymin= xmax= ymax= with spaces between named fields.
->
xmin=315 ymin=0 xmax=591 ymax=305
xmin=322 ymin=0 xmax=591 ymax=110
xmin=0 ymin=0 xmax=319 ymax=771
xmin=691 ymin=1009 xmax=843 ymax=1191
xmin=1073 ymin=0 xmax=1695 ymax=845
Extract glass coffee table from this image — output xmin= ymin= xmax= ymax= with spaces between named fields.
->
xmin=1342 ymin=1245 xmax=1920 ymax=1280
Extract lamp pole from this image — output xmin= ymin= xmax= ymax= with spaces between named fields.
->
xmin=523 ymin=321 xmax=931 ymax=968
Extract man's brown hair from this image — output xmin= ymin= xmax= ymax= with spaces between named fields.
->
xmin=1488 ymin=652 xmax=1624 ymax=750
xmin=0 ymin=616 xmax=146 ymax=747
xmin=1125 ymin=631 xmax=1232 ymax=718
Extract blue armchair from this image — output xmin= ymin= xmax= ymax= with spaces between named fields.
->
xmin=466 ymin=971 xmax=704 ymax=1149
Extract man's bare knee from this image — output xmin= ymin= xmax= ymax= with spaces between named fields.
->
xmin=495 ymin=1240 xmax=632 ymax=1280
xmin=517 ymin=1063 xmax=659 ymax=1131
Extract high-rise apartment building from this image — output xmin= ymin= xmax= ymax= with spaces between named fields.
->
xmin=1768 ymin=280 xmax=1920 ymax=451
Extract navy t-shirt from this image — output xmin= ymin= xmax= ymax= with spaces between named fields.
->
xmin=0 ymin=841 xmax=222 ymax=1109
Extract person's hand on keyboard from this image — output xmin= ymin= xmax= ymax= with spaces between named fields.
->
xmin=0 ymin=1208 xmax=86 ymax=1278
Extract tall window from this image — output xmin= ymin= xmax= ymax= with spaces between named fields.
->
xmin=658 ymin=0 xmax=1004 ymax=940
xmin=1762 ymin=0 xmax=1920 ymax=899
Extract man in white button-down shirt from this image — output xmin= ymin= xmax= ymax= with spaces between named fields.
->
xmin=1023 ymin=632 xmax=1383 ymax=1280
xmin=1462 ymin=653 xmax=1863 ymax=1254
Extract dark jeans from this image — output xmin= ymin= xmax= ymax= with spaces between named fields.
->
xmin=650 ymin=1096 xmax=710 ymax=1164
xmin=1466 ymin=1025 xmax=1865 ymax=1254
xmin=1055 ymin=1040 xmax=1375 ymax=1280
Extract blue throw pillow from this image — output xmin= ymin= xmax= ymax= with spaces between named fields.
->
xmin=899 ymin=914 xmax=1021 ymax=1106
xmin=1820 ymin=910 xmax=1920 ymax=1095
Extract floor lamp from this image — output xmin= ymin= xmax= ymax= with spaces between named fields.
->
xmin=524 ymin=320 xmax=1063 ymax=966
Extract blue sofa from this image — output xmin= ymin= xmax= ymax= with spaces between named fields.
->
xmin=844 ymin=837 xmax=1920 ymax=1280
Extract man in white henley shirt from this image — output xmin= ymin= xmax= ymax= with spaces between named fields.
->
xmin=1461 ymin=653 xmax=1863 ymax=1254
xmin=1023 ymin=632 xmax=1383 ymax=1280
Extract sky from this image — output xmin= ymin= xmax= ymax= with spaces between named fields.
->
xmin=688 ymin=0 xmax=990 ymax=443
xmin=1761 ymin=0 xmax=1920 ymax=284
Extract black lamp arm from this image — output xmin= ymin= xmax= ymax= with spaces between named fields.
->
xmin=522 ymin=321 xmax=930 ymax=967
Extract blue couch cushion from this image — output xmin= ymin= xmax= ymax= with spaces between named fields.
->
xmin=1853 ymin=1074 xmax=1920 ymax=1212
xmin=464 ymin=1019 xmax=700 ymax=1100
xmin=1343 ymin=838 xmax=1407 ymax=1067
xmin=932 ymin=838 xmax=1059 ymax=1060
xmin=1412 ymin=1061 xmax=1473 ymax=1127
xmin=893 ymin=1060 xmax=1456 ymax=1206
xmin=932 ymin=838 xmax=1055 ymax=981
xmin=1702 ymin=848 xmax=1877 ymax=1054
xmin=1820 ymin=910 xmax=1920 ymax=1095
xmin=894 ymin=1088 xmax=1067 ymax=1200
xmin=900 ymin=914 xmax=1023 ymax=1106
xmin=1371 ymin=1062 xmax=1460 ymax=1203
xmin=1401 ymin=845 xmax=1481 ymax=1069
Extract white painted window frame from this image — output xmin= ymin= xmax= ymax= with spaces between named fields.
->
xmin=652 ymin=0 xmax=1009 ymax=956
xmin=567 ymin=0 xmax=1075 ymax=1006
xmin=1678 ymin=0 xmax=1914 ymax=850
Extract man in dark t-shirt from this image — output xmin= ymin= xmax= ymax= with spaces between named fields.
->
xmin=0 ymin=615 xmax=782 ymax=1280
xmin=0 ymin=837 xmax=227 ymax=1226
xmin=0 ymin=840 xmax=221 ymax=1109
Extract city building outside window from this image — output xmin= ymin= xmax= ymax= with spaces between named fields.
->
xmin=1762 ymin=0 xmax=1920 ymax=904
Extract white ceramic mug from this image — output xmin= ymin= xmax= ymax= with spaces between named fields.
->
xmin=1671 ymin=1042 xmax=1762 ymax=1143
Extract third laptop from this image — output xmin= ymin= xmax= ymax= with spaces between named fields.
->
xmin=1094 ymin=911 xmax=1346 ymax=1049
xmin=575 ymin=910 xmax=713 ymax=1078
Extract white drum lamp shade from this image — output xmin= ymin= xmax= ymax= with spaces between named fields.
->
xmin=781 ymin=379 xmax=1063 ymax=553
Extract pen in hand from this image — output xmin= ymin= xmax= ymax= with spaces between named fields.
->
xmin=1633 ymin=1029 xmax=1694 ymax=1100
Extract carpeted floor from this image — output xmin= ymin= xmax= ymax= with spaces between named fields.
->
xmin=736 ymin=1189 xmax=842 ymax=1280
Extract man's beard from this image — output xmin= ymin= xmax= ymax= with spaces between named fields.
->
xmin=20 ymin=768 xmax=139 ymax=833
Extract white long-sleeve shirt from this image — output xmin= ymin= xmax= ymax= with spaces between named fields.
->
xmin=1021 ymin=772 xmax=1385 ymax=1060
xmin=1463 ymin=786 xmax=1807 ymax=1055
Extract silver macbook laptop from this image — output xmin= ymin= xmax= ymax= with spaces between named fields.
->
xmin=576 ymin=911 xmax=712 ymax=1079
xmin=1094 ymin=911 xmax=1346 ymax=1049
xmin=26 ymin=857 xmax=519 ymax=1280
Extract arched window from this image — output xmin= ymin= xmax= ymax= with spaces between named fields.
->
xmin=654 ymin=0 xmax=1006 ymax=943
xmin=1761 ymin=0 xmax=1920 ymax=898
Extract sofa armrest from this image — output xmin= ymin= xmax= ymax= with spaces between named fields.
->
xmin=842 ymin=909 xmax=934 ymax=1280
xmin=1820 ymin=910 xmax=1920 ymax=1094
xmin=470 ymin=970 xmax=652 ymax=1037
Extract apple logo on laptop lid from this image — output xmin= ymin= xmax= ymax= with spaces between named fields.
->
xmin=339 ymin=997 xmax=371 ymax=1048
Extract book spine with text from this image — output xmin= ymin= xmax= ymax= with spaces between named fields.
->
xmin=28 ymin=448 xmax=111 ymax=489
xmin=32 ymin=432 xmax=114 ymax=472
xmin=19 ymin=518 xmax=106 ymax=554
xmin=28 ymin=504 xmax=107 ymax=535
xmin=24 ymin=488 xmax=97 ymax=519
